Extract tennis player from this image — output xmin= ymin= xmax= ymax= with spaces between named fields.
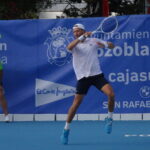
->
xmin=61 ymin=23 xmax=115 ymax=144
xmin=0 ymin=62 xmax=9 ymax=122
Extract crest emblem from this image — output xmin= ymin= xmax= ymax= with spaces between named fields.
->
xmin=139 ymin=86 xmax=150 ymax=98
xmin=44 ymin=26 xmax=73 ymax=66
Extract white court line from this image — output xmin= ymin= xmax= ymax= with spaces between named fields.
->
xmin=124 ymin=134 xmax=150 ymax=137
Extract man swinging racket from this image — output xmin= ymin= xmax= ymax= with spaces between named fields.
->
xmin=61 ymin=23 xmax=115 ymax=144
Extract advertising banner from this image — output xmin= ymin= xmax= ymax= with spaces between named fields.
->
xmin=0 ymin=15 xmax=149 ymax=114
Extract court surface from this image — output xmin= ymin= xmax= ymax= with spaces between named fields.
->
xmin=0 ymin=121 xmax=149 ymax=150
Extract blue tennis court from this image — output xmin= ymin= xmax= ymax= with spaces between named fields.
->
xmin=0 ymin=121 xmax=150 ymax=150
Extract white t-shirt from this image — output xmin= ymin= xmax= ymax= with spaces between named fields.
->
xmin=71 ymin=38 xmax=105 ymax=80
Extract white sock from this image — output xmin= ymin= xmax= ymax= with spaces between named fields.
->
xmin=108 ymin=111 xmax=113 ymax=119
xmin=64 ymin=122 xmax=70 ymax=130
xmin=5 ymin=114 xmax=9 ymax=118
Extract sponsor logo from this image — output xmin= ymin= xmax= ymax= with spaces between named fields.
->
xmin=103 ymin=100 xmax=150 ymax=109
xmin=0 ymin=34 xmax=8 ymax=64
xmin=44 ymin=27 xmax=73 ymax=66
xmin=0 ymin=42 xmax=7 ymax=51
xmin=35 ymin=78 xmax=76 ymax=107
xmin=0 ymin=56 xmax=7 ymax=64
xmin=99 ymin=29 xmax=149 ymax=40
xmin=98 ymin=42 xmax=149 ymax=57
xmin=0 ymin=33 xmax=7 ymax=51
xmin=139 ymin=86 xmax=150 ymax=98
xmin=108 ymin=69 xmax=150 ymax=85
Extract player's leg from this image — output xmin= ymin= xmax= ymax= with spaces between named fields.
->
xmin=0 ymin=86 xmax=9 ymax=115
xmin=101 ymin=83 xmax=115 ymax=134
xmin=66 ymin=94 xmax=84 ymax=123
xmin=60 ymin=94 xmax=84 ymax=145
xmin=0 ymin=86 xmax=9 ymax=122
xmin=92 ymin=74 xmax=115 ymax=134
xmin=92 ymin=74 xmax=115 ymax=114
xmin=61 ymin=77 xmax=90 ymax=144
xmin=101 ymin=83 xmax=115 ymax=113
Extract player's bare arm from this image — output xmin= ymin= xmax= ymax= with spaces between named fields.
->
xmin=67 ymin=39 xmax=81 ymax=51
xmin=107 ymin=42 xmax=115 ymax=49
xmin=67 ymin=32 xmax=92 ymax=51
xmin=96 ymin=41 xmax=115 ymax=49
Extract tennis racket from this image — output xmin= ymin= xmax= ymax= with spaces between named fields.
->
xmin=91 ymin=16 xmax=118 ymax=35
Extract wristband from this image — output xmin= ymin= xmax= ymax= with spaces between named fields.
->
xmin=78 ymin=35 xmax=86 ymax=41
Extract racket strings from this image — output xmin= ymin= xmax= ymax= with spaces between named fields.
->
xmin=101 ymin=17 xmax=118 ymax=33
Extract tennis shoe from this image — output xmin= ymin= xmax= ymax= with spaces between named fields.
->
xmin=4 ymin=115 xmax=10 ymax=123
xmin=60 ymin=129 xmax=70 ymax=145
xmin=105 ymin=117 xmax=113 ymax=134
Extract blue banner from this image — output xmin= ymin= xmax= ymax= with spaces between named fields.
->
xmin=0 ymin=15 xmax=150 ymax=114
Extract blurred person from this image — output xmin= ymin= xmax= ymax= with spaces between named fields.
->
xmin=0 ymin=62 xmax=9 ymax=122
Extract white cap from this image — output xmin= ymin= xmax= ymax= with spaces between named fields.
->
xmin=73 ymin=23 xmax=85 ymax=30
